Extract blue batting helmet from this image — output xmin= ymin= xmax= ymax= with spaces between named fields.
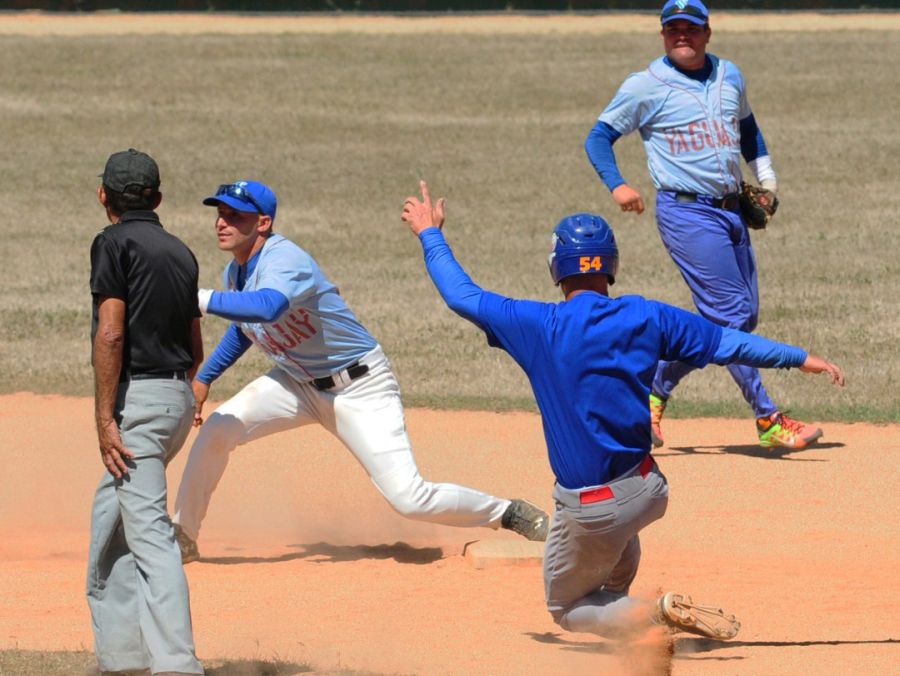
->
xmin=548 ymin=213 xmax=619 ymax=286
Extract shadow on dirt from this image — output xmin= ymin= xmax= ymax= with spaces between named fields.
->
xmin=526 ymin=632 xmax=619 ymax=654
xmin=674 ymin=636 xmax=900 ymax=660
xmin=201 ymin=541 xmax=444 ymax=566
xmin=526 ymin=632 xmax=900 ymax=659
xmin=656 ymin=441 xmax=845 ymax=461
xmin=205 ymin=657 xmax=312 ymax=674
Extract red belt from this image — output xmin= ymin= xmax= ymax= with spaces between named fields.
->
xmin=579 ymin=455 xmax=654 ymax=505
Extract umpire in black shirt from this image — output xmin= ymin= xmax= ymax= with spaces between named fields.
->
xmin=87 ymin=149 xmax=204 ymax=675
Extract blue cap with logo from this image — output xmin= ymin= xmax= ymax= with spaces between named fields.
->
xmin=203 ymin=180 xmax=277 ymax=220
xmin=660 ymin=0 xmax=709 ymax=26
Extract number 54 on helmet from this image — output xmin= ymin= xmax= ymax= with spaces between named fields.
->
xmin=548 ymin=213 xmax=619 ymax=286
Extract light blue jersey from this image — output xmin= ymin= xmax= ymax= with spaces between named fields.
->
xmin=223 ymin=233 xmax=376 ymax=380
xmin=599 ymin=54 xmax=751 ymax=197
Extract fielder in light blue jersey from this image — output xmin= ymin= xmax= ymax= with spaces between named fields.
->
xmin=213 ymin=231 xmax=376 ymax=380
xmin=172 ymin=181 xmax=549 ymax=563
xmin=586 ymin=0 xmax=822 ymax=449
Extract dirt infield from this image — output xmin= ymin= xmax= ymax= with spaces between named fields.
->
xmin=1 ymin=10 xmax=898 ymax=675
xmin=1 ymin=393 xmax=898 ymax=674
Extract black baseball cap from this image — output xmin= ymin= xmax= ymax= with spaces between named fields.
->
xmin=102 ymin=149 xmax=160 ymax=193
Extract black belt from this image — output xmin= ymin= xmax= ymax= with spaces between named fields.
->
xmin=120 ymin=370 xmax=187 ymax=382
xmin=312 ymin=362 xmax=370 ymax=391
xmin=674 ymin=191 xmax=740 ymax=211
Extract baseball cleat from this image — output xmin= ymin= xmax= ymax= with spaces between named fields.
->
xmin=649 ymin=392 xmax=667 ymax=448
xmin=173 ymin=524 xmax=200 ymax=564
xmin=501 ymin=499 xmax=549 ymax=541
xmin=656 ymin=592 xmax=741 ymax=640
xmin=757 ymin=412 xmax=823 ymax=449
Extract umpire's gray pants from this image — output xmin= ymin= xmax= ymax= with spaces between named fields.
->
xmin=86 ymin=378 xmax=203 ymax=675
xmin=543 ymin=456 xmax=668 ymax=639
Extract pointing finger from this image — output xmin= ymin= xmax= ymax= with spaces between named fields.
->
xmin=420 ymin=180 xmax=432 ymax=207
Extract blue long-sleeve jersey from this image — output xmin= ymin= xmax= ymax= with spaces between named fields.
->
xmin=419 ymin=228 xmax=805 ymax=489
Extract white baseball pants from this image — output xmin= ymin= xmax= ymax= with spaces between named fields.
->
xmin=173 ymin=346 xmax=510 ymax=541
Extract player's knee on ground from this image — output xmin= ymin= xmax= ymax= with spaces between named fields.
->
xmin=550 ymin=603 xmax=606 ymax=633
xmin=549 ymin=607 xmax=570 ymax=629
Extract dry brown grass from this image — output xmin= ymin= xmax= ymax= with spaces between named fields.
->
xmin=0 ymin=648 xmax=386 ymax=674
xmin=0 ymin=20 xmax=897 ymax=421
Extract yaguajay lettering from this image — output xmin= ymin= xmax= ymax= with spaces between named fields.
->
xmin=252 ymin=308 xmax=319 ymax=355
xmin=663 ymin=119 xmax=736 ymax=154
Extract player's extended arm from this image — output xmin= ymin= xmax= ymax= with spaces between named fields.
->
xmin=419 ymin=230 xmax=485 ymax=322
xmin=192 ymin=323 xmax=253 ymax=426
xmin=198 ymin=287 xmax=289 ymax=323
xmin=402 ymin=181 xmax=485 ymax=323
xmin=714 ymin=328 xmax=844 ymax=386
xmin=798 ymin=354 xmax=845 ymax=386
xmin=585 ymin=120 xmax=645 ymax=214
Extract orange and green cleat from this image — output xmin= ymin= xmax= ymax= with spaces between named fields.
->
xmin=649 ymin=393 xmax=667 ymax=448
xmin=756 ymin=412 xmax=823 ymax=449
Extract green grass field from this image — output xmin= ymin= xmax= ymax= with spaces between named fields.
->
xmin=1 ymin=27 xmax=897 ymax=421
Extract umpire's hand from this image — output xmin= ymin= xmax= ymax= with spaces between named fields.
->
xmin=97 ymin=420 xmax=134 ymax=479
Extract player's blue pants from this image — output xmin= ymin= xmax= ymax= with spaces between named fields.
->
xmin=652 ymin=191 xmax=777 ymax=418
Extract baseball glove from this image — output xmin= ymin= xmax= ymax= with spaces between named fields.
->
xmin=738 ymin=182 xmax=779 ymax=230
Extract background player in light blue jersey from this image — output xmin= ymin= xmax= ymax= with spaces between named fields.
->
xmin=585 ymin=0 xmax=819 ymax=450
xmin=402 ymin=180 xmax=843 ymax=642
xmin=171 ymin=180 xmax=548 ymax=563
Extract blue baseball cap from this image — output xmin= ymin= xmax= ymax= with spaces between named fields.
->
xmin=203 ymin=180 xmax=277 ymax=220
xmin=660 ymin=0 xmax=709 ymax=26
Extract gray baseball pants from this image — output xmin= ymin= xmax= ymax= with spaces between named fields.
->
xmin=86 ymin=378 xmax=203 ymax=675
xmin=543 ymin=456 xmax=668 ymax=639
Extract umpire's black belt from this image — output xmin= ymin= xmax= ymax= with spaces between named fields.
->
xmin=312 ymin=362 xmax=370 ymax=391
xmin=120 ymin=370 xmax=187 ymax=382
xmin=671 ymin=191 xmax=740 ymax=212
